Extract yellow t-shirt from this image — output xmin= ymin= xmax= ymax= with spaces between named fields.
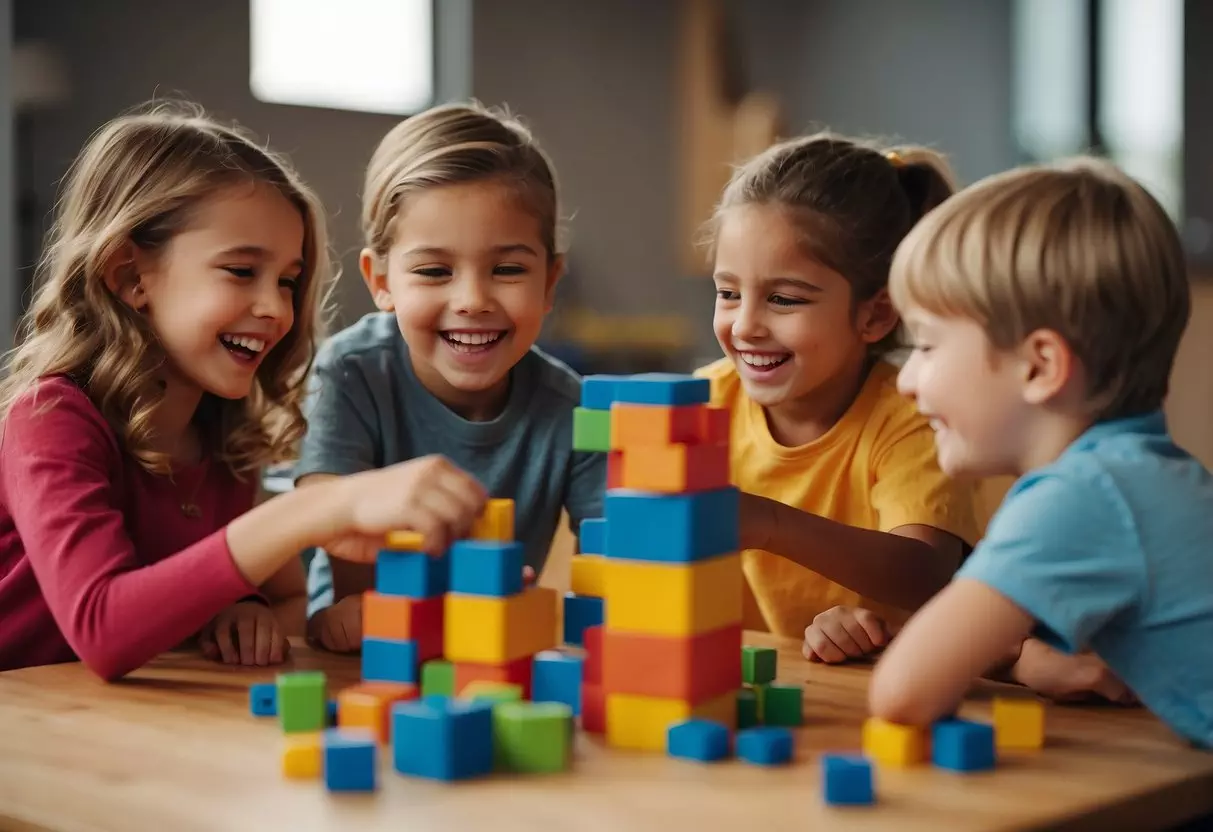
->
xmin=696 ymin=358 xmax=983 ymax=639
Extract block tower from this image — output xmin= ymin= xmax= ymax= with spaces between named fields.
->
xmin=573 ymin=373 xmax=742 ymax=750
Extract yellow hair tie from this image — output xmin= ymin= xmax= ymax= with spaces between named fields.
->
xmin=885 ymin=151 xmax=905 ymax=168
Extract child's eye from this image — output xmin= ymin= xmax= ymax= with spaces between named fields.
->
xmin=413 ymin=267 xmax=451 ymax=279
xmin=279 ymin=276 xmax=300 ymax=294
xmin=769 ymin=294 xmax=805 ymax=307
xmin=494 ymin=264 xmax=528 ymax=277
xmin=715 ymin=288 xmax=738 ymax=301
xmin=224 ymin=266 xmax=256 ymax=279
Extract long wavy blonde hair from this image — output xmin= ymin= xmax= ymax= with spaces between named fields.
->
xmin=0 ymin=101 xmax=334 ymax=477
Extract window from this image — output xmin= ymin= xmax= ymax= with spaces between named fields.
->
xmin=250 ymin=0 xmax=434 ymax=115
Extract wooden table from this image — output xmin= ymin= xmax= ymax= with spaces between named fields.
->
xmin=1 ymin=633 xmax=1210 ymax=832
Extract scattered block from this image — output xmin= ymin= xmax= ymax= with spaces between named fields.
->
xmin=617 ymin=442 xmax=730 ymax=493
xmin=862 ymin=718 xmax=928 ymax=767
xmin=606 ymin=691 xmax=736 ymax=751
xmin=470 ymin=498 xmax=514 ymax=542
xmin=602 ymin=623 xmax=740 ymax=701
xmin=581 ymin=682 xmax=606 ymax=734
xmin=453 ymin=655 xmax=534 ymax=700
xmin=762 ymin=684 xmax=804 ymax=727
xmin=375 ymin=550 xmax=448 ymax=598
xmin=281 ymin=733 xmax=322 ymax=779
xmin=573 ymin=407 xmax=610 ymax=452
xmin=603 ymin=488 xmax=739 ymax=562
xmin=322 ymin=729 xmax=377 ymax=792
xmin=445 ymin=586 xmax=557 ymax=664
xmin=667 ymin=719 xmax=730 ymax=762
xmin=578 ymin=517 xmax=607 ymax=555
xmin=449 ymin=540 xmax=524 ymax=597
xmin=932 ymin=719 xmax=996 ymax=772
xmin=822 ymin=754 xmax=874 ymax=806
xmin=249 ymin=682 xmax=277 ymax=717
xmin=326 ymin=699 xmax=338 ymax=727
xmin=362 ymin=591 xmax=443 ymax=660
xmin=603 ymin=553 xmax=741 ymax=636
xmin=533 ymin=650 xmax=584 ymax=715
xmin=737 ymin=687 xmax=760 ymax=729
xmin=391 ymin=696 xmax=494 ymax=781
xmin=570 ymin=554 xmax=606 ymax=597
xmin=581 ymin=375 xmax=625 ymax=410
xmin=582 ymin=625 xmax=603 ymax=685
xmin=420 ymin=659 xmax=455 ymax=698
xmin=362 ymin=637 xmax=419 ymax=684
xmin=493 ymin=701 xmax=574 ymax=773
xmin=609 ymin=403 xmax=707 ymax=448
xmin=337 ymin=682 xmax=418 ymax=744
xmin=563 ymin=593 xmax=605 ymax=646
xmin=736 ymin=727 xmax=794 ymax=766
xmin=460 ymin=681 xmax=524 ymax=705
xmin=741 ymin=645 xmax=777 ymax=685
xmin=277 ymin=671 xmax=326 ymax=734
xmin=993 ymin=697 xmax=1045 ymax=750
xmin=612 ymin=373 xmax=710 ymax=406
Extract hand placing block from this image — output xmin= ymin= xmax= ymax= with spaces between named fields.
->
xmin=822 ymin=755 xmax=875 ymax=806
xmin=932 ymin=719 xmax=996 ymax=772
xmin=862 ymin=717 xmax=929 ymax=767
xmin=337 ymin=682 xmax=418 ymax=744
xmin=391 ymin=696 xmax=494 ymax=781
xmin=362 ymin=591 xmax=443 ymax=661
xmin=470 ymin=498 xmax=514 ymax=542
xmin=667 ymin=719 xmax=730 ymax=763
xmin=376 ymin=550 xmax=448 ymax=598
xmin=602 ymin=623 xmax=740 ymax=702
xmin=445 ymin=586 xmax=557 ymax=665
xmin=563 ymin=593 xmax=605 ymax=646
xmin=323 ymin=730 xmax=377 ymax=792
xmin=281 ymin=733 xmax=322 ymax=779
xmin=533 ymin=650 xmax=584 ymax=715
xmin=993 ymin=697 xmax=1045 ymax=750
xmin=603 ymin=553 xmax=741 ymax=637
xmin=604 ymin=488 xmax=739 ymax=562
xmin=493 ymin=701 xmax=574 ymax=774
xmin=449 ymin=540 xmax=524 ymax=597
xmin=277 ymin=671 xmax=326 ymax=734
xmin=736 ymin=727 xmax=794 ymax=766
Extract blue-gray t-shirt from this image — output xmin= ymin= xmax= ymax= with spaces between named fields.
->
xmin=295 ymin=312 xmax=605 ymax=610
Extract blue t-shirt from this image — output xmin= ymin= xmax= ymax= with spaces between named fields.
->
xmin=958 ymin=411 xmax=1213 ymax=748
xmin=296 ymin=312 xmax=606 ymax=610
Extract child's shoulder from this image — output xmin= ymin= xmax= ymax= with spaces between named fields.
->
xmin=3 ymin=375 xmax=116 ymax=454
xmin=316 ymin=312 xmax=404 ymax=369
xmin=520 ymin=346 xmax=584 ymax=408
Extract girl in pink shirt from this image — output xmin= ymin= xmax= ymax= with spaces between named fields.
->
xmin=0 ymin=102 xmax=488 ymax=679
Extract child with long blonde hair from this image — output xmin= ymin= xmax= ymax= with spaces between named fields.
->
xmin=0 ymin=102 xmax=489 ymax=679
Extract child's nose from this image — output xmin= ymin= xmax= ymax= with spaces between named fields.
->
xmin=453 ymin=276 xmax=493 ymax=314
xmin=731 ymin=302 xmax=767 ymax=341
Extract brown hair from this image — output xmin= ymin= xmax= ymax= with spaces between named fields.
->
xmin=890 ymin=156 xmax=1190 ymax=421
xmin=0 ymin=100 xmax=334 ymax=476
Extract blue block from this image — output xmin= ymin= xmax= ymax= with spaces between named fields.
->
xmin=375 ymin=550 xmax=448 ymax=598
xmin=532 ymin=651 xmax=584 ymax=716
xmin=448 ymin=540 xmax=523 ymax=596
xmin=736 ymin=727 xmax=794 ymax=766
xmin=249 ymin=683 xmax=277 ymax=717
xmin=604 ymin=488 xmax=739 ymax=562
xmin=931 ymin=719 xmax=995 ymax=772
xmin=362 ymin=637 xmax=419 ymax=684
xmin=667 ymin=719 xmax=730 ymax=762
xmin=581 ymin=375 xmax=626 ymax=410
xmin=563 ymin=594 xmax=604 ymax=646
xmin=391 ymin=696 xmax=494 ymax=781
xmin=326 ymin=699 xmax=338 ymax=727
xmin=822 ymin=754 xmax=874 ymax=805
xmin=579 ymin=517 xmax=607 ymax=555
xmin=323 ymin=730 xmax=377 ymax=792
xmin=613 ymin=373 xmax=710 ymax=406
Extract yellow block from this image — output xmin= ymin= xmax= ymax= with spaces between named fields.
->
xmin=862 ymin=717 xmax=928 ymax=767
xmin=606 ymin=691 xmax=736 ymax=751
xmin=603 ymin=553 xmax=741 ymax=636
xmin=471 ymin=498 xmax=515 ymax=542
xmin=993 ymin=697 xmax=1044 ymax=750
xmin=384 ymin=530 xmax=424 ymax=550
xmin=445 ymin=586 xmax=557 ymax=664
xmin=570 ymin=554 xmax=606 ymax=597
xmin=281 ymin=733 xmax=322 ymax=779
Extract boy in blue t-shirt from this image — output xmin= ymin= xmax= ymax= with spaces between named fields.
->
xmin=871 ymin=156 xmax=1213 ymax=749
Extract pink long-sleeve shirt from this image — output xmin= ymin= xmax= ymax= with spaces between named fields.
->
xmin=0 ymin=376 xmax=258 ymax=679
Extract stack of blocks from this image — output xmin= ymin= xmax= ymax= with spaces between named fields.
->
xmin=572 ymin=373 xmax=743 ymax=751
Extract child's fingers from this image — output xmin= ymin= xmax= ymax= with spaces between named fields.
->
xmin=819 ymin=617 xmax=870 ymax=657
xmin=801 ymin=640 xmax=823 ymax=662
xmin=235 ymin=616 xmax=257 ymax=665
xmin=215 ymin=620 xmax=239 ymax=664
xmin=267 ymin=629 xmax=286 ymax=665
xmin=803 ymin=627 xmax=847 ymax=663
xmin=254 ymin=620 xmax=273 ymax=666
xmin=852 ymin=608 xmax=890 ymax=647
xmin=838 ymin=615 xmax=878 ymax=655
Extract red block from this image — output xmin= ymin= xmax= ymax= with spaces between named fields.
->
xmin=607 ymin=451 xmax=623 ymax=489
xmin=581 ymin=682 xmax=606 ymax=734
xmin=702 ymin=406 xmax=730 ymax=445
xmin=453 ymin=655 xmax=534 ymax=699
xmin=602 ymin=623 xmax=741 ymax=703
xmin=583 ymin=624 xmax=603 ymax=685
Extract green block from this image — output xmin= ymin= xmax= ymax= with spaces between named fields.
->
xmin=737 ymin=687 xmax=760 ymax=729
xmin=493 ymin=701 xmax=573 ymax=773
xmin=741 ymin=646 xmax=777 ymax=685
xmin=421 ymin=660 xmax=455 ymax=698
xmin=573 ymin=407 xmax=610 ymax=452
xmin=277 ymin=671 xmax=325 ymax=733
xmin=763 ymin=684 xmax=803 ymax=727
xmin=462 ymin=681 xmax=524 ymax=706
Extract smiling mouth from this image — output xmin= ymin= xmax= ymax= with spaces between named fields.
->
xmin=442 ymin=330 xmax=507 ymax=353
xmin=219 ymin=334 xmax=267 ymax=361
xmin=736 ymin=351 xmax=791 ymax=371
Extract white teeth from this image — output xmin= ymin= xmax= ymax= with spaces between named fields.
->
xmin=221 ymin=335 xmax=266 ymax=353
xmin=738 ymin=352 xmax=788 ymax=367
xmin=445 ymin=332 xmax=502 ymax=345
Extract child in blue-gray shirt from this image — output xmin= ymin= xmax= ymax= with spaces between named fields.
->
xmin=298 ymin=102 xmax=605 ymax=651
xmin=871 ymin=157 xmax=1213 ymax=749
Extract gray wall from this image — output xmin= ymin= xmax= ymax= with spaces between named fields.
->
xmin=0 ymin=0 xmax=13 ymax=349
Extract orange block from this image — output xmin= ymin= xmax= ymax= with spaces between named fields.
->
xmin=453 ymin=656 xmax=534 ymax=700
xmin=602 ymin=623 xmax=741 ymax=702
xmin=618 ymin=443 xmax=730 ymax=493
xmin=337 ymin=682 xmax=417 ymax=744
xmin=581 ymin=682 xmax=606 ymax=734
xmin=362 ymin=591 xmax=444 ymax=661
xmin=610 ymin=403 xmax=706 ymax=449
xmin=607 ymin=451 xmax=623 ymax=489
xmin=702 ymin=406 xmax=730 ymax=445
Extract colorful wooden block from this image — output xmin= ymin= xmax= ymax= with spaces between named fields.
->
xmin=453 ymin=655 xmax=534 ymax=699
xmin=605 ymin=691 xmax=736 ymax=751
xmin=603 ymin=553 xmax=741 ymax=636
xmin=326 ymin=699 xmax=338 ymax=727
xmin=420 ymin=659 xmax=455 ymax=698
xmin=573 ymin=407 xmax=611 ymax=452
xmin=603 ymin=623 xmax=740 ymax=702
xmin=581 ymin=374 xmax=625 ymax=410
xmin=822 ymin=754 xmax=875 ymax=805
xmin=581 ymin=682 xmax=606 ymax=734
xmin=249 ymin=682 xmax=276 ymax=717
xmin=741 ymin=645 xmax=777 ymax=685
xmin=737 ymin=687 xmax=760 ymax=729
xmin=702 ymin=406 xmax=730 ymax=445
xmin=993 ymin=697 xmax=1045 ymax=750
xmin=604 ymin=488 xmax=739 ymax=562
xmin=532 ymin=650 xmax=584 ymax=716
xmin=281 ymin=733 xmax=322 ymax=779
xmin=323 ymin=729 xmax=377 ymax=792
xmin=667 ymin=719 xmax=730 ymax=762
xmin=391 ymin=696 xmax=494 ymax=781
xmin=375 ymin=550 xmax=448 ymax=598
xmin=459 ymin=681 xmax=524 ymax=705
xmin=362 ymin=591 xmax=444 ymax=660
xmin=932 ymin=719 xmax=996 ymax=772
xmin=493 ymin=701 xmax=574 ymax=773
xmin=613 ymin=373 xmax=710 ymax=406
xmin=862 ymin=718 xmax=929 ymax=767
xmin=444 ymin=586 xmax=557 ymax=665
xmin=582 ymin=625 xmax=603 ymax=684
xmin=618 ymin=443 xmax=730 ymax=493
xmin=578 ymin=517 xmax=607 ymax=555
xmin=470 ymin=498 xmax=514 ymax=542
xmin=337 ymin=682 xmax=418 ymax=744
xmin=277 ymin=671 xmax=326 ymax=734
xmin=362 ymin=637 xmax=419 ymax=684
xmin=609 ymin=403 xmax=707 ymax=448
xmin=736 ymin=727 xmax=794 ymax=766
xmin=570 ymin=554 xmax=606 ymax=597
xmin=563 ymin=593 xmax=605 ymax=646
xmin=762 ymin=684 xmax=803 ymax=727
xmin=607 ymin=450 xmax=623 ymax=488
xmin=449 ymin=540 xmax=524 ymax=597
xmin=384 ymin=530 xmax=424 ymax=550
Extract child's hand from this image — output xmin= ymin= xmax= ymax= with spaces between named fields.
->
xmin=1010 ymin=638 xmax=1138 ymax=704
xmin=803 ymin=605 xmax=893 ymax=663
xmin=199 ymin=601 xmax=290 ymax=666
xmin=307 ymin=595 xmax=363 ymax=653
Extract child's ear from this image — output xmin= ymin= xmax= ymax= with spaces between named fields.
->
xmin=543 ymin=255 xmax=565 ymax=313
xmin=1017 ymin=328 xmax=1074 ymax=405
xmin=857 ymin=289 xmax=900 ymax=345
xmin=360 ymin=249 xmax=395 ymax=312
xmin=102 ymin=242 xmax=148 ymax=311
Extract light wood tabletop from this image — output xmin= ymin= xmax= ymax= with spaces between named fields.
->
xmin=0 ymin=632 xmax=1210 ymax=832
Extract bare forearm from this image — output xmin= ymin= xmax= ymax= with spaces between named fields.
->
xmin=270 ymin=595 xmax=308 ymax=637
xmin=226 ymin=481 xmax=350 ymax=586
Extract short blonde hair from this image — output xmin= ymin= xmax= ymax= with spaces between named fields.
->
xmin=0 ymin=100 xmax=334 ymax=476
xmin=362 ymin=101 xmax=563 ymax=260
xmin=890 ymin=157 xmax=1190 ymax=421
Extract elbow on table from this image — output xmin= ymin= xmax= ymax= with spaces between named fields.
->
xmin=76 ymin=646 xmax=141 ymax=682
